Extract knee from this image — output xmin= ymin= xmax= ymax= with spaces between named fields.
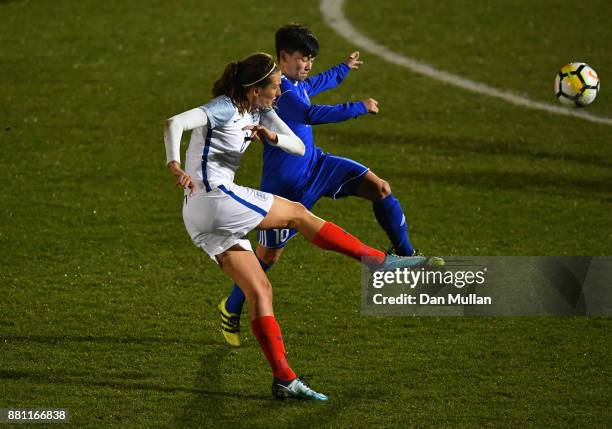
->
xmin=377 ymin=179 xmax=392 ymax=200
xmin=247 ymin=278 xmax=273 ymax=305
xmin=294 ymin=201 xmax=309 ymax=217
xmin=361 ymin=173 xmax=392 ymax=201
xmin=286 ymin=201 xmax=309 ymax=229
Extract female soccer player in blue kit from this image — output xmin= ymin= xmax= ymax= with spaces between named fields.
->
xmin=220 ymin=25 xmax=443 ymax=346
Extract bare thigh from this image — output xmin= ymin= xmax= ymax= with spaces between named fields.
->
xmin=257 ymin=196 xmax=324 ymax=241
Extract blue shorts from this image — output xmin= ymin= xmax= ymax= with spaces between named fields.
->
xmin=258 ymin=153 xmax=368 ymax=249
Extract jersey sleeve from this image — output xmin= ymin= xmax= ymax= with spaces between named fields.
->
xmin=200 ymin=96 xmax=235 ymax=128
xmin=303 ymin=62 xmax=351 ymax=97
xmin=276 ymin=88 xmax=368 ymax=125
xmin=164 ymin=108 xmax=209 ymax=165
xmin=259 ymin=108 xmax=305 ymax=156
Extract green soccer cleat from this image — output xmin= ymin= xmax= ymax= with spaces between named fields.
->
xmin=218 ymin=298 xmax=241 ymax=347
xmin=272 ymin=377 xmax=328 ymax=401
xmin=379 ymin=254 xmax=428 ymax=271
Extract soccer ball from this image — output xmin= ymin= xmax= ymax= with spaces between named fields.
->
xmin=554 ymin=62 xmax=600 ymax=107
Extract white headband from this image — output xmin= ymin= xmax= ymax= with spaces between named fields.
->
xmin=241 ymin=63 xmax=277 ymax=87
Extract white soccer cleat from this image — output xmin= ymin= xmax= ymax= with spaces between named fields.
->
xmin=271 ymin=377 xmax=328 ymax=401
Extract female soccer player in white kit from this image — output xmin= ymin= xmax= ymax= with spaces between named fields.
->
xmin=164 ymin=53 xmax=430 ymax=401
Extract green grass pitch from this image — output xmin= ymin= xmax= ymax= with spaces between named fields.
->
xmin=1 ymin=0 xmax=611 ymax=427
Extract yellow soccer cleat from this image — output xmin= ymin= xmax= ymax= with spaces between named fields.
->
xmin=218 ymin=298 xmax=241 ymax=347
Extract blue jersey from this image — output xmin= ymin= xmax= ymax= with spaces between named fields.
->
xmin=260 ymin=62 xmax=368 ymax=200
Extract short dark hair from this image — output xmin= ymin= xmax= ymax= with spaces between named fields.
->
xmin=275 ymin=24 xmax=319 ymax=60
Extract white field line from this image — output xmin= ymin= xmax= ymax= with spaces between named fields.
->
xmin=320 ymin=0 xmax=612 ymax=126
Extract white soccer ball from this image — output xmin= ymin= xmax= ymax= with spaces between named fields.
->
xmin=554 ymin=62 xmax=600 ymax=107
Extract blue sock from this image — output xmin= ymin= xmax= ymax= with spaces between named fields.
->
xmin=225 ymin=258 xmax=272 ymax=315
xmin=372 ymin=193 xmax=414 ymax=256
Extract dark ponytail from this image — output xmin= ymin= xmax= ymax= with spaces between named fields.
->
xmin=211 ymin=53 xmax=278 ymax=114
xmin=212 ymin=61 xmax=243 ymax=102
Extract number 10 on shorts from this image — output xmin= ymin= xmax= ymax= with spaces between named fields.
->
xmin=274 ymin=228 xmax=290 ymax=244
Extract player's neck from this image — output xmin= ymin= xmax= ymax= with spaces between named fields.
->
xmin=245 ymin=93 xmax=256 ymax=113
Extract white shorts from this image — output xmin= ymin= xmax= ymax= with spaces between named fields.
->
xmin=182 ymin=182 xmax=274 ymax=260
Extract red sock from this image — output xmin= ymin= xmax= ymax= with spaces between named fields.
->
xmin=251 ymin=316 xmax=296 ymax=382
xmin=311 ymin=222 xmax=385 ymax=265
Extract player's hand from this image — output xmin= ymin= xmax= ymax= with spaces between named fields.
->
xmin=168 ymin=161 xmax=196 ymax=196
xmin=243 ymin=124 xmax=278 ymax=144
xmin=362 ymin=98 xmax=379 ymax=114
xmin=345 ymin=51 xmax=363 ymax=69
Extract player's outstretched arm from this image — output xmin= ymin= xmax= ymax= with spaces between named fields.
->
xmin=305 ymin=51 xmax=363 ymax=97
xmin=278 ymin=90 xmax=377 ymax=125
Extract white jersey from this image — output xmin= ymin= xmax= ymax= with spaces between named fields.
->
xmin=165 ymin=95 xmax=304 ymax=194
xmin=164 ymin=95 xmax=305 ymax=259
xmin=187 ymin=96 xmax=257 ymax=191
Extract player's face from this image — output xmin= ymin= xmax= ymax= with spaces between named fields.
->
xmin=280 ymin=50 xmax=315 ymax=81
xmin=252 ymin=71 xmax=281 ymax=109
